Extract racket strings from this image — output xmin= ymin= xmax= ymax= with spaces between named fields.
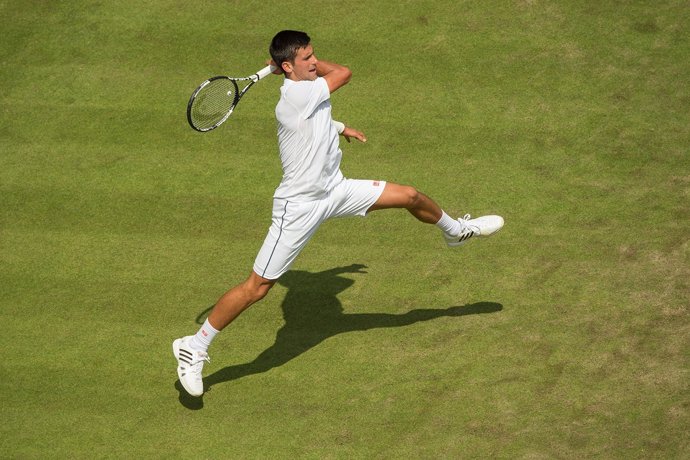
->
xmin=189 ymin=79 xmax=238 ymax=130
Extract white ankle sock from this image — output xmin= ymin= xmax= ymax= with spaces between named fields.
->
xmin=436 ymin=211 xmax=462 ymax=236
xmin=190 ymin=319 xmax=219 ymax=352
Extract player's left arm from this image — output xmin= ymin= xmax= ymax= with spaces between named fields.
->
xmin=320 ymin=59 xmax=363 ymax=142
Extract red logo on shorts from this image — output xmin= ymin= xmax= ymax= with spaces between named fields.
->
xmin=373 ymin=181 xmax=380 ymax=187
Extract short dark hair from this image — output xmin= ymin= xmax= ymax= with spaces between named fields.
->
xmin=269 ymin=30 xmax=311 ymax=74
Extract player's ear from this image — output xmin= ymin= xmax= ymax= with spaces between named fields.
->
xmin=281 ymin=61 xmax=292 ymax=74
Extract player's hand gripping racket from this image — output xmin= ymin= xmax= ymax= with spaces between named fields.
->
xmin=187 ymin=64 xmax=276 ymax=132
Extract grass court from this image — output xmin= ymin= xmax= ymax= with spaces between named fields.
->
xmin=1 ymin=1 xmax=688 ymax=458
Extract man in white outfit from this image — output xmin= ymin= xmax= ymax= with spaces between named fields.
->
xmin=173 ymin=30 xmax=504 ymax=397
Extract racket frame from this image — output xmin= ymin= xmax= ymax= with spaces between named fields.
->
xmin=187 ymin=64 xmax=276 ymax=132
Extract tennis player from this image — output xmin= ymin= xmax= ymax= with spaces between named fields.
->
xmin=173 ymin=30 xmax=504 ymax=397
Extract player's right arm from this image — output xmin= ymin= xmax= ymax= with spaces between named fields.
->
xmin=316 ymin=60 xmax=352 ymax=93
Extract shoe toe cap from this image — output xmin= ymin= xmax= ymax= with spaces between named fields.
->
xmin=478 ymin=215 xmax=504 ymax=235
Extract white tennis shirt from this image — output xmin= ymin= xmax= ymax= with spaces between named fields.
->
xmin=273 ymin=77 xmax=344 ymax=201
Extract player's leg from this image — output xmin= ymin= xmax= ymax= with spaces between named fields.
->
xmin=367 ymin=183 xmax=442 ymax=223
xmin=172 ymin=272 xmax=275 ymax=397
xmin=173 ymin=198 xmax=326 ymax=397
xmin=367 ymin=182 xmax=504 ymax=247
xmin=189 ymin=197 xmax=317 ymax=349
xmin=208 ymin=271 xmax=276 ymax=330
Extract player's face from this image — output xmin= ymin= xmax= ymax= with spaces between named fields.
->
xmin=285 ymin=44 xmax=318 ymax=81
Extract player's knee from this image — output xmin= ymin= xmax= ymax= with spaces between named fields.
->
xmin=247 ymin=283 xmax=271 ymax=303
xmin=250 ymin=279 xmax=274 ymax=303
xmin=242 ymin=275 xmax=274 ymax=303
xmin=401 ymin=186 xmax=421 ymax=208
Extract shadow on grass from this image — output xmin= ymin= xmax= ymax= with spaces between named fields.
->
xmin=176 ymin=264 xmax=502 ymax=409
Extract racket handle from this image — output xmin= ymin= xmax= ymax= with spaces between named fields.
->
xmin=255 ymin=65 xmax=277 ymax=81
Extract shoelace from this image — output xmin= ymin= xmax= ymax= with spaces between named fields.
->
xmin=188 ymin=352 xmax=210 ymax=374
xmin=443 ymin=214 xmax=478 ymax=243
xmin=458 ymin=214 xmax=478 ymax=235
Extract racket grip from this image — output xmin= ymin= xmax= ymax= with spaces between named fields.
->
xmin=255 ymin=65 xmax=277 ymax=81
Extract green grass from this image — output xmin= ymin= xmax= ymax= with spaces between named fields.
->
xmin=1 ymin=1 xmax=688 ymax=458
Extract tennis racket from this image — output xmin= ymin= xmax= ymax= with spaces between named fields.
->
xmin=186 ymin=64 xmax=277 ymax=132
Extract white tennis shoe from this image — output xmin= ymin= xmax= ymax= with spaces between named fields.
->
xmin=444 ymin=214 xmax=504 ymax=247
xmin=173 ymin=336 xmax=209 ymax=397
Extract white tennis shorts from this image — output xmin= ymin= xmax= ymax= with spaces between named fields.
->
xmin=254 ymin=179 xmax=386 ymax=280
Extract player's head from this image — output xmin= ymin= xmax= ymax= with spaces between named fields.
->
xmin=270 ymin=30 xmax=317 ymax=80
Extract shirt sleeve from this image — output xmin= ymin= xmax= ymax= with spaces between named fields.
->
xmin=284 ymin=77 xmax=331 ymax=119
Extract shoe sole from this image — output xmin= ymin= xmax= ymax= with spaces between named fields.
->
xmin=172 ymin=339 xmax=203 ymax=397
